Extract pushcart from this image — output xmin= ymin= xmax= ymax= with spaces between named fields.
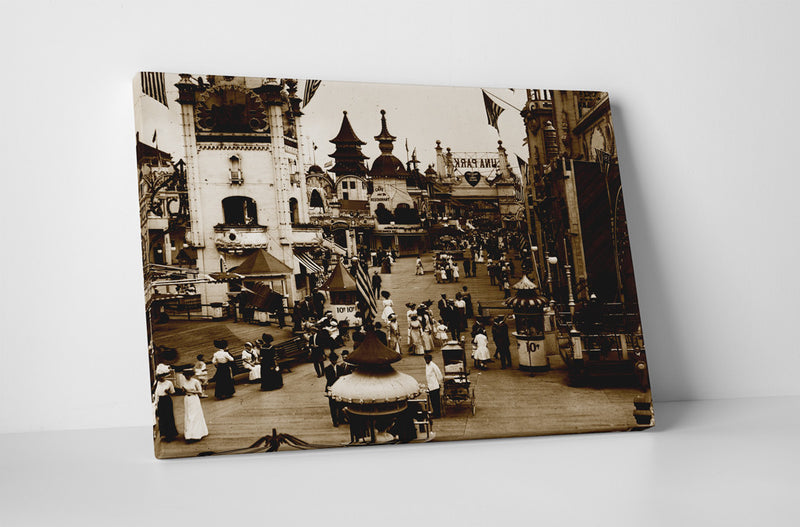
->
xmin=440 ymin=340 xmax=476 ymax=416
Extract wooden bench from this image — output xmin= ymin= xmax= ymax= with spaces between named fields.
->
xmin=274 ymin=336 xmax=309 ymax=372
xmin=230 ymin=353 xmax=251 ymax=379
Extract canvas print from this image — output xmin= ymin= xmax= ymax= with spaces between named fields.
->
xmin=134 ymin=73 xmax=653 ymax=459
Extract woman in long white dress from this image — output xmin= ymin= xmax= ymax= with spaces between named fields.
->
xmin=418 ymin=308 xmax=434 ymax=352
xmin=381 ymin=291 xmax=395 ymax=325
xmin=181 ymin=370 xmax=208 ymax=442
xmin=408 ymin=314 xmax=425 ymax=355
xmin=472 ymin=328 xmax=491 ymax=370
xmin=387 ymin=313 xmax=402 ymax=354
xmin=415 ymin=257 xmax=424 ymax=275
xmin=241 ymin=342 xmax=261 ymax=383
xmin=405 ymin=303 xmax=417 ymax=345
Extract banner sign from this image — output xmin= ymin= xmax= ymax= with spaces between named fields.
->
xmin=451 ymin=152 xmax=499 ymax=172
xmin=330 ymin=303 xmax=359 ymax=324
xmin=369 ymin=190 xmax=390 ymax=202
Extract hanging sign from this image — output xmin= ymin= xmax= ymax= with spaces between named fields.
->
xmin=464 ymin=171 xmax=482 ymax=186
xmin=451 ymin=152 xmax=499 ymax=170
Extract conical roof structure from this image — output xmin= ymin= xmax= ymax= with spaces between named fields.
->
xmin=331 ymin=110 xmax=366 ymax=145
xmin=229 ymin=249 xmax=292 ymax=276
xmin=328 ymin=331 xmax=420 ymax=414
xmin=319 ymin=261 xmax=357 ymax=292
xmin=505 ymin=275 xmax=549 ymax=311
xmin=512 ymin=275 xmax=538 ymax=290
xmin=329 ymin=111 xmax=369 ymax=177
xmin=346 ymin=330 xmax=401 ymax=366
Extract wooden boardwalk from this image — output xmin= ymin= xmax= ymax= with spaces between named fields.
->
xmin=153 ymin=253 xmax=645 ymax=459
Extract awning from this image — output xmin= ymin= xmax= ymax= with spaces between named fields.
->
xmin=294 ymin=251 xmax=323 ymax=274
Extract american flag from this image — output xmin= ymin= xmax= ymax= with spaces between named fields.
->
xmin=516 ymin=154 xmax=529 ymax=186
xmin=353 ymin=260 xmax=377 ymax=321
xmin=141 ymin=72 xmax=168 ymax=107
xmin=482 ymin=89 xmax=504 ymax=133
xmin=303 ymin=79 xmax=322 ymax=107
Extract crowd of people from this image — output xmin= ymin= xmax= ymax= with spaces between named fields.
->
xmin=153 ymin=225 xmax=531 ymax=445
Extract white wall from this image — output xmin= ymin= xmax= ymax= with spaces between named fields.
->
xmin=1 ymin=0 xmax=799 ymax=434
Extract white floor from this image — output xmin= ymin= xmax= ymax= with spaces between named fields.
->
xmin=1 ymin=396 xmax=798 ymax=526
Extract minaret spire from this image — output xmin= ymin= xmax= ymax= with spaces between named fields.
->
xmin=374 ymin=109 xmax=396 ymax=154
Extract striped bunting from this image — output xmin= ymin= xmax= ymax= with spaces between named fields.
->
xmin=482 ymin=89 xmax=504 ymax=133
xmin=303 ymin=79 xmax=321 ymax=107
xmin=353 ymin=261 xmax=377 ymax=321
xmin=141 ymin=72 xmax=168 ymax=107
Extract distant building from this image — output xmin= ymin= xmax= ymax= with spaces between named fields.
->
xmin=426 ymin=140 xmax=522 ymax=229
xmin=367 ymin=110 xmax=426 ymax=255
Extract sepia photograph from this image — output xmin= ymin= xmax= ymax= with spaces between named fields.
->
xmin=134 ymin=73 xmax=653 ymax=459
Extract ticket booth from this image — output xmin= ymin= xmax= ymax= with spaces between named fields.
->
xmin=505 ymin=275 xmax=550 ymax=371
xmin=320 ymin=261 xmax=360 ymax=325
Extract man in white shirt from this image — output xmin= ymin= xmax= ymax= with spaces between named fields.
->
xmin=424 ymin=353 xmax=443 ymax=418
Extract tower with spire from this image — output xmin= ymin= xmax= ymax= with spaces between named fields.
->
xmin=329 ymin=111 xmax=370 ymax=202
xmin=366 ymin=110 xmax=424 ymax=255
xmin=368 ymin=110 xmax=416 ymax=220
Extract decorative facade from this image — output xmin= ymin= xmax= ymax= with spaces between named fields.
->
xmin=174 ymin=75 xmax=321 ymax=312
xmin=520 ymin=90 xmax=635 ymax=306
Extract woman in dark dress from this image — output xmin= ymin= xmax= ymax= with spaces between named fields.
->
xmin=154 ymin=373 xmax=178 ymax=442
xmin=260 ymin=334 xmax=284 ymax=391
xmin=211 ymin=339 xmax=236 ymax=400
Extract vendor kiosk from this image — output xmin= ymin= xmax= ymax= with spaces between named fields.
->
xmin=505 ymin=275 xmax=550 ymax=372
xmin=320 ymin=261 xmax=360 ymax=326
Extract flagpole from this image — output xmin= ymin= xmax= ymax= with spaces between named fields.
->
xmin=483 ymin=89 xmax=522 ymax=112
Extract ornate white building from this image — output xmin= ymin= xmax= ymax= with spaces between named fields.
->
xmin=173 ymin=75 xmax=322 ymax=313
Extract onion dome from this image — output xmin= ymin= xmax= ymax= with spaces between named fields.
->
xmin=369 ymin=110 xmax=409 ymax=179
xmin=307 ymin=164 xmax=324 ymax=174
xmin=328 ymin=331 xmax=420 ymax=415
xmin=504 ymin=275 xmax=549 ymax=312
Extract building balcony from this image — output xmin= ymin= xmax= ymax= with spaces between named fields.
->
xmin=213 ymin=224 xmax=269 ymax=252
xmin=291 ymin=224 xmax=323 ymax=247
xmin=373 ymin=222 xmax=425 ymax=234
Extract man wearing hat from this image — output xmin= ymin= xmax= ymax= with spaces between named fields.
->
xmin=373 ymin=321 xmax=388 ymax=346
xmin=324 ymin=352 xmax=345 ymax=426
xmin=424 ymin=354 xmax=443 ymax=418
xmin=307 ymin=326 xmax=326 ymax=378
xmin=371 ymin=270 xmax=382 ymax=298
xmin=491 ymin=316 xmax=512 ymax=369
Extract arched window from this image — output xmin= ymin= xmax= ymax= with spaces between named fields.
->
xmin=375 ymin=203 xmax=394 ymax=224
xmin=229 ymin=155 xmax=243 ymax=184
xmin=222 ymin=196 xmax=257 ymax=225
xmin=590 ymin=128 xmax=606 ymax=158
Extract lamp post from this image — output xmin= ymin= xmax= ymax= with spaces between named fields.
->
xmin=531 ymin=245 xmax=542 ymax=291
xmin=546 ymin=255 xmax=558 ymax=307
xmin=564 ymin=260 xmax=575 ymax=321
